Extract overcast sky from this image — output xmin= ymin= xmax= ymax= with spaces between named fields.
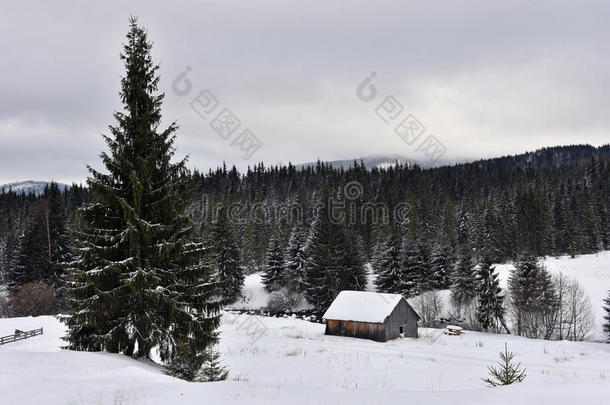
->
xmin=1 ymin=0 xmax=609 ymax=184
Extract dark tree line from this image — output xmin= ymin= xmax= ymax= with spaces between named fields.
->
xmin=191 ymin=144 xmax=609 ymax=273
xmin=0 ymin=183 xmax=90 ymax=315
xmin=2 ymin=147 xmax=609 ymax=320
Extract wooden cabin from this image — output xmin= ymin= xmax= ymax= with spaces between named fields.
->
xmin=322 ymin=291 xmax=420 ymax=342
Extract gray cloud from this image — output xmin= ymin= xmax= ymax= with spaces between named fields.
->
xmin=1 ymin=0 xmax=609 ymax=183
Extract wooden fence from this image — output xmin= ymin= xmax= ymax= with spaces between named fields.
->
xmin=0 ymin=327 xmax=43 ymax=345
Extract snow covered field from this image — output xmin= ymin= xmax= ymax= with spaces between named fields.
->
xmin=1 ymin=313 xmax=610 ymax=404
xmin=1 ymin=251 xmax=608 ymax=404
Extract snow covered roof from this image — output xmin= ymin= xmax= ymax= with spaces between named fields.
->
xmin=322 ymin=290 xmax=405 ymax=323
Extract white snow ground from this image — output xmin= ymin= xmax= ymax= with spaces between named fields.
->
xmin=0 ymin=251 xmax=608 ymax=404
xmin=1 ymin=314 xmax=610 ymax=404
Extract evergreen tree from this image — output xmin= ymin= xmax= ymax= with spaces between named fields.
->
xmin=262 ymin=235 xmax=286 ymax=293
xmin=338 ymin=229 xmax=367 ymax=292
xmin=451 ymin=247 xmax=477 ymax=309
xmin=508 ymin=255 xmax=556 ymax=338
xmin=400 ymin=238 xmax=427 ymax=297
xmin=476 ymin=256 xmax=509 ymax=333
xmin=209 ymin=204 xmax=244 ymax=304
xmin=604 ymin=291 xmax=610 ymax=342
xmin=167 ymin=345 xmax=228 ymax=382
xmin=373 ymin=230 xmax=403 ymax=294
xmin=284 ymin=223 xmax=308 ymax=293
xmin=199 ymin=346 xmax=229 ymax=382
xmin=482 ymin=343 xmax=526 ymax=387
xmin=303 ymin=184 xmax=366 ymax=313
xmin=62 ymin=18 xmax=222 ymax=380
xmin=6 ymin=221 xmax=46 ymax=290
xmin=429 ymin=241 xmax=454 ymax=290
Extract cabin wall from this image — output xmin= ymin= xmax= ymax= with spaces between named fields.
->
xmin=384 ymin=299 xmax=419 ymax=339
xmin=325 ymin=320 xmax=386 ymax=341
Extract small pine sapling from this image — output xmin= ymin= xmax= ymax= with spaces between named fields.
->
xmin=199 ymin=346 xmax=229 ymax=382
xmin=166 ymin=345 xmax=228 ymax=382
xmin=603 ymin=290 xmax=610 ymax=342
xmin=482 ymin=343 xmax=526 ymax=387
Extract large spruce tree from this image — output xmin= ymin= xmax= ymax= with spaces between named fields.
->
xmin=476 ymin=256 xmax=509 ymax=333
xmin=373 ymin=230 xmax=403 ymax=294
xmin=303 ymin=184 xmax=366 ymax=313
xmin=262 ymin=235 xmax=286 ymax=293
xmin=208 ymin=203 xmax=244 ymax=304
xmin=429 ymin=241 xmax=454 ymax=290
xmin=63 ymin=18 xmax=221 ymax=379
xmin=450 ymin=246 xmax=477 ymax=309
xmin=284 ymin=223 xmax=308 ymax=293
xmin=401 ymin=238 xmax=430 ymax=297
xmin=508 ymin=255 xmax=556 ymax=338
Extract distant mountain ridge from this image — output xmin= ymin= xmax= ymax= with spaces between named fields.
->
xmin=0 ymin=180 xmax=70 ymax=196
xmin=295 ymin=154 xmax=450 ymax=170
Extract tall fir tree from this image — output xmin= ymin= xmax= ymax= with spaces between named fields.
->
xmin=401 ymin=238 xmax=431 ymax=297
xmin=450 ymin=246 xmax=478 ymax=309
xmin=476 ymin=256 xmax=509 ymax=333
xmin=262 ymin=235 xmax=286 ymax=293
xmin=303 ymin=184 xmax=366 ymax=313
xmin=284 ymin=223 xmax=308 ymax=293
xmin=373 ymin=230 xmax=403 ymax=294
xmin=338 ymin=228 xmax=367 ymax=292
xmin=508 ymin=255 xmax=556 ymax=337
xmin=62 ymin=18 xmax=222 ymax=380
xmin=7 ymin=218 xmax=47 ymax=290
xmin=208 ymin=203 xmax=244 ymax=304
xmin=429 ymin=241 xmax=454 ymax=290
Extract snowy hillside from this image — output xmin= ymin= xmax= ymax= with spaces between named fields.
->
xmin=231 ymin=252 xmax=610 ymax=340
xmin=1 ymin=314 xmax=610 ymax=404
xmin=0 ymin=180 xmax=70 ymax=195
xmin=495 ymin=251 xmax=610 ymax=340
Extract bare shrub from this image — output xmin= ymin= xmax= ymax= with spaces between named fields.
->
xmin=266 ymin=289 xmax=304 ymax=312
xmin=459 ymin=301 xmax=482 ymax=331
xmin=414 ymin=291 xmax=444 ymax=327
xmin=0 ymin=292 xmax=9 ymax=317
xmin=9 ymin=281 xmax=56 ymax=316
xmin=554 ymin=274 xmax=593 ymax=341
